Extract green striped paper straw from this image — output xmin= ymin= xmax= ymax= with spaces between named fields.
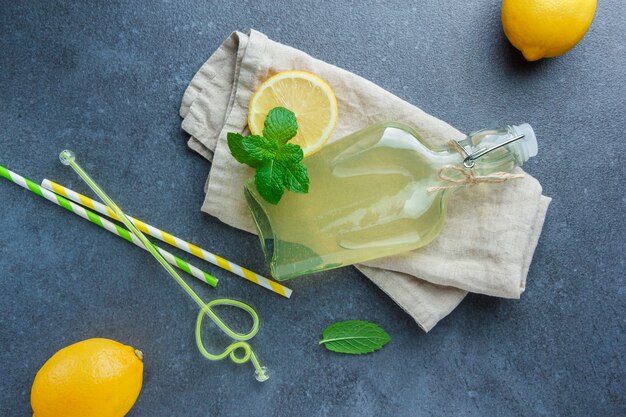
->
xmin=0 ymin=164 xmax=218 ymax=287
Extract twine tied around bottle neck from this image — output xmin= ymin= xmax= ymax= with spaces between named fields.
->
xmin=426 ymin=141 xmax=525 ymax=193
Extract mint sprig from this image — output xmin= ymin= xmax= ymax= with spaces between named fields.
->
xmin=227 ymin=107 xmax=309 ymax=204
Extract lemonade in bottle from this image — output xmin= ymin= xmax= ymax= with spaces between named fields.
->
xmin=245 ymin=123 xmax=537 ymax=280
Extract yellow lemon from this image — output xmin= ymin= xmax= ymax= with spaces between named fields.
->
xmin=31 ymin=338 xmax=144 ymax=417
xmin=248 ymin=70 xmax=338 ymax=156
xmin=502 ymin=0 xmax=597 ymax=61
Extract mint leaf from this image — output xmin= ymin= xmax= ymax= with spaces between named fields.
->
xmin=227 ymin=132 xmax=262 ymax=167
xmin=319 ymin=320 xmax=390 ymax=355
xmin=283 ymin=161 xmax=309 ymax=193
xmin=263 ymin=107 xmax=298 ymax=144
xmin=255 ymin=159 xmax=286 ymax=204
xmin=227 ymin=106 xmax=314 ymax=204
xmin=276 ymin=143 xmax=304 ymax=164
xmin=242 ymin=135 xmax=278 ymax=161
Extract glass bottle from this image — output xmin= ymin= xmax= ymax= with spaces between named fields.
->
xmin=245 ymin=122 xmax=538 ymax=280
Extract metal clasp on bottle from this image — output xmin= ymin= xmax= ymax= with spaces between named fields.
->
xmin=453 ymin=133 xmax=525 ymax=168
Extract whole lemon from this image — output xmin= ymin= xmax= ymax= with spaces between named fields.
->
xmin=502 ymin=0 xmax=597 ymax=61
xmin=31 ymin=338 xmax=144 ymax=417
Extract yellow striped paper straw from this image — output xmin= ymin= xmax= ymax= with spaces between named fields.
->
xmin=42 ymin=179 xmax=292 ymax=298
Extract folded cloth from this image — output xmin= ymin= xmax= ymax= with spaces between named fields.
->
xmin=180 ymin=30 xmax=551 ymax=331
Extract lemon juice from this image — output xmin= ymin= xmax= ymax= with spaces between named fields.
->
xmin=245 ymin=122 xmax=537 ymax=280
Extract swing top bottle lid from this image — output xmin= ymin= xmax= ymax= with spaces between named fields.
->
xmin=512 ymin=123 xmax=538 ymax=160
xmin=462 ymin=123 xmax=538 ymax=168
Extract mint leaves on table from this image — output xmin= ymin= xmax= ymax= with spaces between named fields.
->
xmin=319 ymin=320 xmax=390 ymax=355
xmin=227 ymin=107 xmax=309 ymax=204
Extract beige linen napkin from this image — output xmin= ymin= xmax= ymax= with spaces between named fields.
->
xmin=180 ymin=30 xmax=550 ymax=331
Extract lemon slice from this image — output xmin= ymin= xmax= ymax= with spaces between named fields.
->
xmin=248 ymin=70 xmax=338 ymax=156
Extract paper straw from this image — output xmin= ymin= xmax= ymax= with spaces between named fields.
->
xmin=0 ymin=165 xmax=217 ymax=287
xmin=41 ymin=179 xmax=292 ymax=298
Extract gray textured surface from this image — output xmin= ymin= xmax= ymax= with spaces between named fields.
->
xmin=1 ymin=1 xmax=624 ymax=416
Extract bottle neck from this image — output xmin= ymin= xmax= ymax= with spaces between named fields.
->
xmin=448 ymin=125 xmax=536 ymax=175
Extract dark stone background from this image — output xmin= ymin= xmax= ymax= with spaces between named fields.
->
xmin=1 ymin=1 xmax=624 ymax=416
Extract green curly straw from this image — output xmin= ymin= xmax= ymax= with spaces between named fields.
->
xmin=60 ymin=150 xmax=268 ymax=382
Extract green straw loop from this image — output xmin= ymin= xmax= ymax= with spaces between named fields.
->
xmin=194 ymin=298 xmax=267 ymax=381
xmin=59 ymin=150 xmax=269 ymax=382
